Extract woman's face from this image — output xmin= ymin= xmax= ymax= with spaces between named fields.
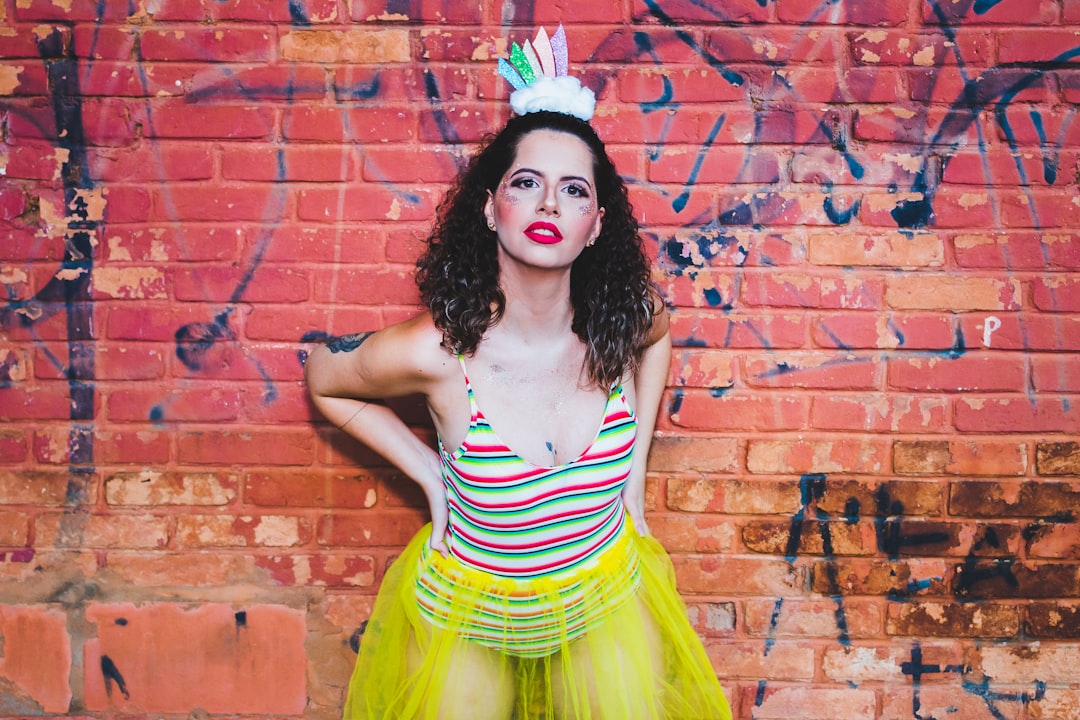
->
xmin=484 ymin=129 xmax=604 ymax=271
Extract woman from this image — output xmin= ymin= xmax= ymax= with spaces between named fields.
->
xmin=306 ymin=101 xmax=731 ymax=718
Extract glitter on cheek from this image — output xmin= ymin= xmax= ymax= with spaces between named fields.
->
xmin=497 ymin=181 xmax=520 ymax=205
xmin=579 ymin=203 xmax=594 ymax=217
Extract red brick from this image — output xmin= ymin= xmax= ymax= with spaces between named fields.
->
xmin=887 ymin=354 xmax=1027 ymax=392
xmin=777 ymin=0 xmax=908 ymax=24
xmin=106 ymin=386 xmax=240 ymax=423
xmin=706 ymin=26 xmax=842 ymax=64
xmin=647 ymin=144 xmax=780 ymax=185
xmin=137 ymin=100 xmax=274 ymax=139
xmin=813 ymin=312 xmax=955 ymax=350
xmin=743 ymin=351 xmax=880 ymax=389
xmin=853 ymin=107 xmax=983 ymax=144
xmin=91 ymin=265 xmax=168 ymax=300
xmin=419 ymin=105 xmax=503 ymax=143
xmin=0 ymin=509 xmax=29 ymax=546
xmin=811 ymin=393 xmax=949 ymax=433
xmin=84 ymin=604 xmax=306 ymax=713
xmin=155 ymin=185 xmax=293 ymax=223
xmin=923 ymin=0 xmax=1058 ymax=23
xmin=657 ymin=272 xmax=737 ymax=309
xmin=298 ymin=187 xmax=437 ymax=223
xmin=0 ymin=384 xmax=79 ymax=421
xmin=0 ymin=429 xmax=29 ymax=463
xmin=822 ymin=643 xmax=928 ymax=684
xmin=170 ymin=264 xmax=309 ymax=302
xmin=959 ymin=313 xmax=1080 ymax=352
xmin=882 ymin=684 xmax=1025 ymax=720
xmin=954 ymin=231 xmax=1080 ymax=270
xmin=955 ymin=397 xmax=1080 ymax=433
xmin=816 ymin=558 xmax=950 ymax=596
xmin=139 ymin=27 xmax=276 ymax=62
xmin=173 ymin=344 xmax=308 ymax=382
xmin=317 ymin=510 xmax=426 ymax=547
xmin=72 ymin=24 xmax=136 ymax=59
xmin=1026 ymin=603 xmax=1080 ymax=638
xmin=240 ymin=382 xmax=318 ymax=423
xmin=178 ymin=430 xmax=315 ymax=465
xmin=669 ymin=348 xmax=735 ymax=389
xmin=943 ymin=148 xmax=1071 ymax=188
xmin=976 ymin=645 xmax=1080 ymax=686
xmin=13 ymin=0 xmax=134 ymax=20
xmin=851 ymin=30 xmax=990 ymax=67
xmin=669 ymin=310 xmax=807 ymax=349
xmin=633 ymin=0 xmax=767 ymax=23
xmin=994 ymin=106 xmax=1080 ymax=147
xmin=75 ymin=61 xmax=193 ymax=98
xmin=283 ymin=106 xmax=416 ymax=143
xmin=362 ymin=146 xmax=465 ymax=183
xmin=705 ymin=641 xmax=815 ymax=682
xmin=245 ymin=470 xmax=378 ymax=508
xmin=0 ymin=605 xmax=72 ymax=712
xmin=221 ymin=144 xmax=356 ymax=183
xmin=754 ymin=686 xmax=878 ymax=719
xmin=77 ymin=344 xmax=165 ymax=381
xmin=64 ymin=429 xmax=170 ymax=465
xmin=309 ymin=266 xmax=421 ymax=305
xmin=103 ymin=225 xmax=242 ymax=263
xmin=148 ymin=0 xmax=302 ymax=21
xmin=1026 ymin=519 xmax=1080 ymax=560
xmin=666 ymin=390 xmax=809 ymax=432
xmin=618 ymin=67 xmax=746 ymax=106
xmin=745 ymin=597 xmax=882 ymax=639
xmin=673 ymin=555 xmax=803 ymax=596
xmin=807 ymin=231 xmax=944 ymax=267
xmin=1034 ymin=276 xmax=1080 ymax=312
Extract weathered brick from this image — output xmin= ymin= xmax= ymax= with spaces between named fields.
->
xmin=648 ymin=434 xmax=739 ymax=474
xmin=672 ymin=555 xmax=804 ymax=596
xmin=667 ymin=309 xmax=807 ymax=349
xmin=317 ymin=510 xmax=426 ymax=547
xmin=743 ymin=352 xmax=880 ymax=390
xmin=887 ymin=601 xmax=1020 ymax=638
xmin=954 ymin=232 xmax=1080 ymax=270
xmin=811 ymin=393 xmax=949 ymax=432
xmin=281 ymin=28 xmax=410 ymax=63
xmin=894 ymin=440 xmax=1028 ymax=476
xmin=1026 ymin=603 xmax=1080 ymax=639
xmin=35 ymin=512 xmax=168 ymax=549
xmin=105 ymin=471 xmax=237 ymax=506
xmin=949 ymin=480 xmax=1080 ymax=517
xmin=741 ymin=518 xmax=877 ymax=556
xmin=886 ymin=275 xmax=1022 ymax=311
xmin=650 ymin=513 xmax=735 ymax=553
xmin=974 ymin=645 xmax=1080 ymax=686
xmin=813 ymin=558 xmax=950 ymax=596
xmin=746 ymin=438 xmax=889 ymax=475
xmin=1036 ymin=442 xmax=1080 ymax=475
xmin=175 ymin=514 xmax=310 ymax=548
xmin=953 ymin=560 xmax=1080 ymax=600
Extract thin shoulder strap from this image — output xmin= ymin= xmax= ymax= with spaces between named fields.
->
xmin=456 ymin=354 xmax=480 ymax=419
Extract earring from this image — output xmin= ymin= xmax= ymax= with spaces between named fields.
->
xmin=487 ymin=219 xmax=496 ymax=231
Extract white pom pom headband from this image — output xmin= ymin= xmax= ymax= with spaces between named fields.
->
xmin=497 ymin=25 xmax=596 ymax=122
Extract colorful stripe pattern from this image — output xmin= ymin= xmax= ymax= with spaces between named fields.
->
xmin=410 ymin=357 xmax=642 ymax=656
xmin=440 ymin=357 xmax=638 ymax=578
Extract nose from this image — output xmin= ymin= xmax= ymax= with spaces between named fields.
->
xmin=538 ymin=185 xmax=559 ymax=216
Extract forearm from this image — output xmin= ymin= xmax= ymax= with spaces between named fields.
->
xmin=632 ymin=326 xmax=672 ymax=466
xmin=312 ymin=394 xmax=443 ymax=491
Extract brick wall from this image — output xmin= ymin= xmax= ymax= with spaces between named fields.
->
xmin=1 ymin=0 xmax=1078 ymax=717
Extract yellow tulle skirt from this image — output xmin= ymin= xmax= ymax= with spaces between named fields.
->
xmin=343 ymin=520 xmax=732 ymax=720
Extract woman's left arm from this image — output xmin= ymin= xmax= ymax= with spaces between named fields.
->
xmin=623 ymin=304 xmax=672 ymax=536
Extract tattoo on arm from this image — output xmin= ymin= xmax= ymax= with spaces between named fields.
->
xmin=327 ymin=332 xmax=373 ymax=354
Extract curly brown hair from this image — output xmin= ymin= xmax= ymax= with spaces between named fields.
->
xmin=416 ymin=111 xmax=656 ymax=388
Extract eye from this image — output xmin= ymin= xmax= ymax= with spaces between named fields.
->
xmin=510 ymin=177 xmax=539 ymax=189
xmin=564 ymin=183 xmax=590 ymax=198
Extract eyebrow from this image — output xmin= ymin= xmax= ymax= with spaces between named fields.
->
xmin=508 ymin=167 xmax=594 ymax=189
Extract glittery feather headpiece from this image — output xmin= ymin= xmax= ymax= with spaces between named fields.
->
xmin=497 ymin=25 xmax=596 ymax=122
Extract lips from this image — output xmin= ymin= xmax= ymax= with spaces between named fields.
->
xmin=524 ymin=221 xmax=563 ymax=244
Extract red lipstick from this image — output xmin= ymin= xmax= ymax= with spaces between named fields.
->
xmin=524 ymin=221 xmax=562 ymax=244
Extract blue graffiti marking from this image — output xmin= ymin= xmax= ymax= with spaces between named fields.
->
xmin=672 ymin=115 xmax=726 ymax=213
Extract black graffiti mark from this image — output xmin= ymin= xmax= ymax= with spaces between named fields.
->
xmin=349 ymin=620 xmax=368 ymax=653
xmin=235 ymin=610 xmax=247 ymax=628
xmin=763 ymin=474 xmax=851 ymax=654
xmin=100 ymin=654 xmax=130 ymax=701
xmin=872 ymin=487 xmax=951 ymax=563
xmin=902 ymin=641 xmax=968 ymax=720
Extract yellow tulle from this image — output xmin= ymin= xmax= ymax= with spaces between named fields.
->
xmin=343 ymin=521 xmax=732 ymax=720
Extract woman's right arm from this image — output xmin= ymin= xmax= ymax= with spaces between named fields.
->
xmin=303 ymin=316 xmax=451 ymax=553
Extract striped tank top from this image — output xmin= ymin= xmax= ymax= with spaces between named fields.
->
xmin=440 ymin=356 xmax=638 ymax=577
